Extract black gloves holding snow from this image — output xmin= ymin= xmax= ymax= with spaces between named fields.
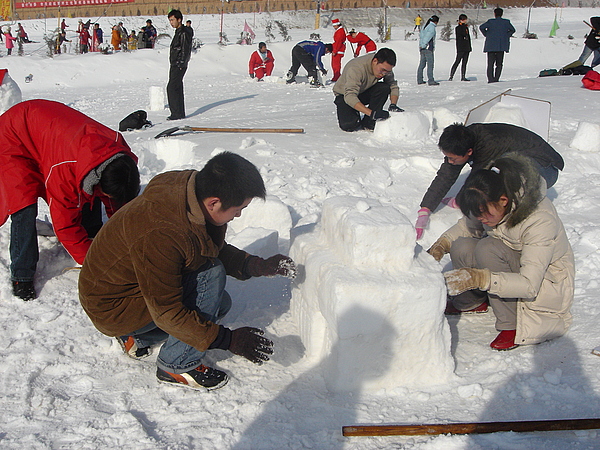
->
xmin=370 ymin=109 xmax=390 ymax=121
xmin=388 ymin=103 xmax=404 ymax=112
xmin=229 ymin=327 xmax=274 ymax=364
xmin=246 ymin=255 xmax=297 ymax=279
xmin=250 ymin=73 xmax=255 ymax=79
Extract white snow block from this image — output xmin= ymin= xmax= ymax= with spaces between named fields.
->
xmin=291 ymin=196 xmax=454 ymax=393
xmin=372 ymin=111 xmax=430 ymax=143
xmin=149 ymin=86 xmax=165 ymax=111
xmin=570 ymin=122 xmax=600 ymax=153
xmin=0 ymin=69 xmax=22 ymax=114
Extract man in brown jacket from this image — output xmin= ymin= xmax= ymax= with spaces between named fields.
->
xmin=79 ymin=152 xmax=296 ymax=391
xmin=333 ymin=47 xmax=402 ymax=131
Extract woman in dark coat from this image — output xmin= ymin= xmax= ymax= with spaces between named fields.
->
xmin=449 ymin=14 xmax=472 ymax=81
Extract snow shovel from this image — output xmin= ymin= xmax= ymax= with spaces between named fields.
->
xmin=155 ymin=125 xmax=304 ymax=139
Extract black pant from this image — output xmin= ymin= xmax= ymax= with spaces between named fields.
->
xmin=334 ymin=83 xmax=391 ymax=132
xmin=450 ymin=51 xmax=470 ymax=79
xmin=167 ymin=65 xmax=187 ymax=119
xmin=486 ymin=51 xmax=504 ymax=83
xmin=289 ymin=45 xmax=317 ymax=79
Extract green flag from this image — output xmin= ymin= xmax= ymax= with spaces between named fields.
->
xmin=550 ymin=13 xmax=560 ymax=37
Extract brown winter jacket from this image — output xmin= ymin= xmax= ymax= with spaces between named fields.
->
xmin=79 ymin=170 xmax=251 ymax=351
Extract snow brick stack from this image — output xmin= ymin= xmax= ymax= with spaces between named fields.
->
xmin=291 ymin=196 xmax=455 ymax=393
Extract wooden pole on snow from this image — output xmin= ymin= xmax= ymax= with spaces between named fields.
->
xmin=342 ymin=418 xmax=600 ymax=437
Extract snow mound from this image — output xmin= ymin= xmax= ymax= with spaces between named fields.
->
xmin=149 ymin=86 xmax=166 ymax=111
xmin=570 ymin=121 xmax=600 ymax=153
xmin=290 ymin=196 xmax=454 ymax=392
xmin=372 ymin=111 xmax=431 ymax=143
xmin=0 ymin=70 xmax=22 ymax=114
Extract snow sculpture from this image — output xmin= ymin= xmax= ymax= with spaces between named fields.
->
xmin=291 ymin=196 xmax=455 ymax=393
xmin=372 ymin=111 xmax=430 ymax=143
xmin=0 ymin=69 xmax=22 ymax=114
xmin=149 ymin=86 xmax=165 ymax=111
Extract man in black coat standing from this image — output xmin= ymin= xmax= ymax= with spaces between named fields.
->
xmin=449 ymin=14 xmax=471 ymax=81
xmin=167 ymin=9 xmax=193 ymax=121
xmin=480 ymin=8 xmax=515 ymax=83
xmin=414 ymin=122 xmax=564 ymax=239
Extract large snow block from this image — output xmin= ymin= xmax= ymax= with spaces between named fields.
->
xmin=291 ymin=196 xmax=454 ymax=393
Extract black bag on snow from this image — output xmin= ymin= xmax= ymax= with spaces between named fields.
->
xmin=119 ymin=110 xmax=152 ymax=131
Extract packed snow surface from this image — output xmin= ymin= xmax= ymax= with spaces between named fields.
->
xmin=1 ymin=7 xmax=600 ymax=449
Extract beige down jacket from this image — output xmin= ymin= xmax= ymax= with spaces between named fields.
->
xmin=441 ymin=196 xmax=575 ymax=346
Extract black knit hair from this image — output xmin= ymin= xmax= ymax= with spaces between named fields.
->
xmin=459 ymin=14 xmax=468 ymax=21
xmin=438 ymin=123 xmax=476 ymax=157
xmin=195 ymin=152 xmax=266 ymax=210
xmin=494 ymin=7 xmax=503 ymax=17
xmin=100 ymin=155 xmax=140 ymax=205
xmin=168 ymin=9 xmax=183 ymax=20
xmin=258 ymin=41 xmax=267 ymax=50
xmin=373 ymin=48 xmax=396 ymax=66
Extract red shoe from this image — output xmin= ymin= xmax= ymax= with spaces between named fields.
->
xmin=490 ymin=330 xmax=518 ymax=351
xmin=444 ymin=301 xmax=488 ymax=315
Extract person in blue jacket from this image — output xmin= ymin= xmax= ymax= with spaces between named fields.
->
xmin=417 ymin=15 xmax=439 ymax=86
xmin=286 ymin=40 xmax=333 ymax=87
xmin=480 ymin=8 xmax=515 ymax=83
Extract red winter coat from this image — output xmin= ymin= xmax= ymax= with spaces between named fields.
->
xmin=347 ymin=32 xmax=376 ymax=57
xmin=248 ymin=49 xmax=275 ymax=75
xmin=0 ymin=99 xmax=137 ymax=264
xmin=333 ymin=26 xmax=346 ymax=56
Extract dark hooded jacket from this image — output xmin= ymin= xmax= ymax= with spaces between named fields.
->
xmin=584 ymin=17 xmax=600 ymax=50
xmin=420 ymin=123 xmax=564 ymax=213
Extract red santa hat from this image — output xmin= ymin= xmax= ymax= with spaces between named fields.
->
xmin=332 ymin=18 xmax=341 ymax=26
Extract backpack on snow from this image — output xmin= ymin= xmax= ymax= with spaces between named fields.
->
xmin=119 ymin=110 xmax=152 ymax=132
xmin=582 ymin=70 xmax=600 ymax=90
xmin=539 ymin=68 xmax=558 ymax=77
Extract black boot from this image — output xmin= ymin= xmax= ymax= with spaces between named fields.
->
xmin=13 ymin=281 xmax=36 ymax=301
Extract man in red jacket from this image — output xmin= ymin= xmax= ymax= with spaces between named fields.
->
xmin=331 ymin=18 xmax=346 ymax=82
xmin=347 ymin=29 xmax=377 ymax=57
xmin=248 ymin=42 xmax=275 ymax=81
xmin=0 ymin=99 xmax=140 ymax=301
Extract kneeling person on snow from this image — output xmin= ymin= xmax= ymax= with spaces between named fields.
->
xmin=79 ymin=152 xmax=297 ymax=391
xmin=333 ymin=48 xmax=402 ymax=132
xmin=428 ymin=154 xmax=574 ymax=351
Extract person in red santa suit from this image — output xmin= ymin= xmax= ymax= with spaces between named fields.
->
xmin=331 ymin=18 xmax=346 ymax=82
xmin=0 ymin=99 xmax=140 ymax=301
xmin=347 ymin=29 xmax=377 ymax=57
xmin=248 ymin=42 xmax=275 ymax=81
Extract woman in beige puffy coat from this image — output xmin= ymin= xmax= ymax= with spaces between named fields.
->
xmin=428 ymin=153 xmax=574 ymax=351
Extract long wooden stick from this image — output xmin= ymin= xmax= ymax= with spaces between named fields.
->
xmin=155 ymin=126 xmax=304 ymax=138
xmin=342 ymin=418 xmax=600 ymax=437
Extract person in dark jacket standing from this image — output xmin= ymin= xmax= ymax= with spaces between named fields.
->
xmin=449 ymin=14 xmax=471 ymax=81
xmin=480 ymin=8 xmax=515 ymax=83
xmin=167 ymin=9 xmax=193 ymax=120
xmin=414 ymin=122 xmax=564 ymax=239
xmin=578 ymin=16 xmax=600 ymax=68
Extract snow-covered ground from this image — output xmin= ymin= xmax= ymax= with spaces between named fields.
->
xmin=1 ymin=7 xmax=600 ymax=449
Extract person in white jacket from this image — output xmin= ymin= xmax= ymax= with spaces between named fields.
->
xmin=428 ymin=153 xmax=574 ymax=351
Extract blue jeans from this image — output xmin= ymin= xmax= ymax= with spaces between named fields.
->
xmin=578 ymin=45 xmax=600 ymax=68
xmin=122 ymin=259 xmax=232 ymax=374
xmin=417 ymin=48 xmax=435 ymax=84
xmin=10 ymin=203 xmax=39 ymax=282
xmin=532 ymin=160 xmax=559 ymax=189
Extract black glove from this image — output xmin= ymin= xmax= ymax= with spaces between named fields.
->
xmin=250 ymin=73 xmax=255 ymax=79
xmin=370 ymin=109 xmax=390 ymax=121
xmin=321 ymin=69 xmax=327 ymax=75
xmin=388 ymin=103 xmax=404 ymax=112
xmin=229 ymin=327 xmax=273 ymax=364
xmin=246 ymin=255 xmax=297 ymax=278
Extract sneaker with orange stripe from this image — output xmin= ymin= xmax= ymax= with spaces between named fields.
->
xmin=116 ymin=336 xmax=151 ymax=359
xmin=156 ymin=365 xmax=229 ymax=391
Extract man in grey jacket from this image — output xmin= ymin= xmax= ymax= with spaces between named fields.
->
xmin=333 ymin=48 xmax=402 ymax=132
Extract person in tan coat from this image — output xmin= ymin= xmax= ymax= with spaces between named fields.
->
xmin=79 ymin=152 xmax=296 ymax=390
xmin=428 ymin=153 xmax=574 ymax=351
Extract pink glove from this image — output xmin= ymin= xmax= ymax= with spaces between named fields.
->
xmin=441 ymin=197 xmax=459 ymax=209
xmin=415 ymin=207 xmax=431 ymax=240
